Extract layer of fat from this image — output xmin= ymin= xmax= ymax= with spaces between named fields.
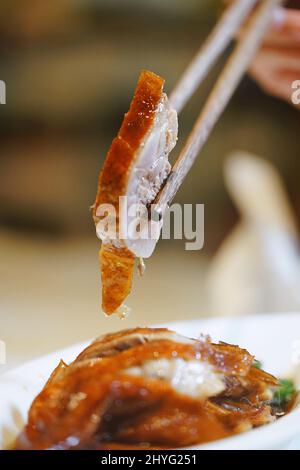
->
xmin=120 ymin=94 xmax=178 ymax=258
xmin=125 ymin=357 xmax=225 ymax=400
xmin=122 ymin=93 xmax=177 ymax=257
xmin=76 ymin=330 xmax=195 ymax=362
xmin=96 ymin=93 xmax=178 ymax=258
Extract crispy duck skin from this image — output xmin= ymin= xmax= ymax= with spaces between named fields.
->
xmin=93 ymin=70 xmax=177 ymax=315
xmin=93 ymin=71 xmax=165 ymax=219
xmin=99 ymin=244 xmax=134 ymax=316
xmin=16 ymin=328 xmax=280 ymax=450
xmin=93 ymin=70 xmax=164 ymax=316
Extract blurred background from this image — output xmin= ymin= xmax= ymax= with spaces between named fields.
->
xmin=1 ymin=0 xmax=300 ymax=371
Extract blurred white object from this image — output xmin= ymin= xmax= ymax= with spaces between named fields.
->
xmin=208 ymin=151 xmax=300 ymax=315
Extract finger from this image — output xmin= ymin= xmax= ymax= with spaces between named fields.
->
xmin=270 ymin=70 xmax=300 ymax=105
xmin=238 ymin=8 xmax=300 ymax=47
xmin=258 ymin=45 xmax=300 ymax=71
xmin=251 ymin=68 xmax=292 ymax=102
xmin=263 ymin=8 xmax=300 ymax=46
xmin=249 ymin=49 xmax=300 ymax=103
xmin=271 ymin=8 xmax=300 ymax=35
xmin=250 ymin=47 xmax=300 ymax=80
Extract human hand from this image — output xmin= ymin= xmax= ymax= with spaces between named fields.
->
xmin=249 ymin=7 xmax=300 ymax=105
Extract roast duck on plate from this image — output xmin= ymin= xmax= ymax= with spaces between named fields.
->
xmin=16 ymin=327 xmax=285 ymax=450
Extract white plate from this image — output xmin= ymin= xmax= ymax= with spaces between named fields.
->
xmin=1 ymin=312 xmax=300 ymax=450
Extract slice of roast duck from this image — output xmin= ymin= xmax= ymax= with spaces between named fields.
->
xmin=16 ymin=328 xmax=280 ymax=450
xmin=93 ymin=71 xmax=178 ymax=316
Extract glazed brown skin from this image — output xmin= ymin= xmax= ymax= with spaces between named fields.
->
xmin=99 ymin=245 xmax=134 ymax=316
xmin=16 ymin=328 xmax=280 ymax=450
xmin=93 ymin=70 xmax=165 ymax=215
xmin=93 ymin=71 xmax=165 ymax=315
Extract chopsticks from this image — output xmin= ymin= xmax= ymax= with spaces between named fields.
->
xmin=169 ymin=0 xmax=257 ymax=114
xmin=153 ymin=0 xmax=284 ymax=220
